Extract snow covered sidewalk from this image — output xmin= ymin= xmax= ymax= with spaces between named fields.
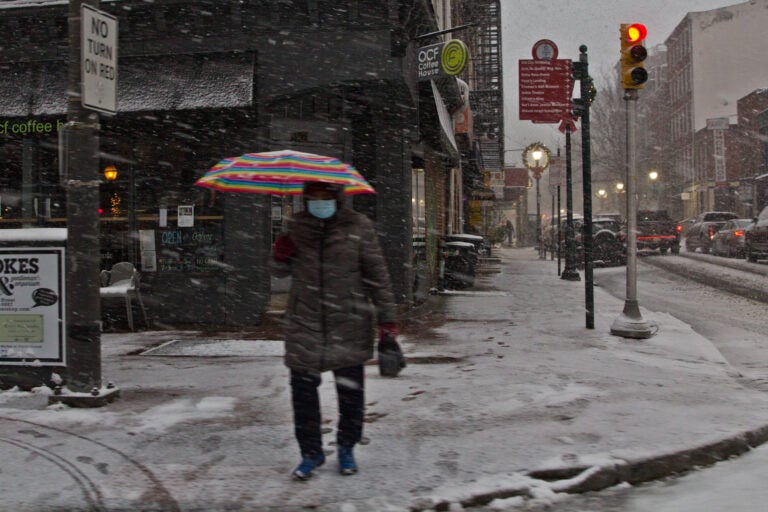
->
xmin=2 ymin=246 xmax=768 ymax=512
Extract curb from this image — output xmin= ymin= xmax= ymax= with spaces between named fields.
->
xmin=641 ymin=254 xmax=768 ymax=304
xmin=412 ymin=423 xmax=768 ymax=511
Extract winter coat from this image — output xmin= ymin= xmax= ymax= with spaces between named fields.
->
xmin=271 ymin=206 xmax=396 ymax=372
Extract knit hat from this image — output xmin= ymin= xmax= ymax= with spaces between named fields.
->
xmin=303 ymin=180 xmax=344 ymax=196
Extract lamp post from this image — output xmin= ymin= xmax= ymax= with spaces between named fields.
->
xmin=615 ymin=182 xmax=626 ymax=220
xmin=533 ymin=149 xmax=543 ymax=258
xmin=596 ymin=188 xmax=607 ymax=214
xmin=648 ymin=170 xmax=659 ymax=209
xmin=523 ymin=142 xmax=550 ymax=259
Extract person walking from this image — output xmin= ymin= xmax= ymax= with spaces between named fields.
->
xmin=271 ymin=180 xmax=400 ymax=481
xmin=505 ymin=220 xmax=516 ymax=247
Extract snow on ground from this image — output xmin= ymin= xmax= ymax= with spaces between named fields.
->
xmin=1 ymin=247 xmax=767 ymax=511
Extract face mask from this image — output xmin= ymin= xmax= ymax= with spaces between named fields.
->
xmin=307 ymin=199 xmax=337 ymax=219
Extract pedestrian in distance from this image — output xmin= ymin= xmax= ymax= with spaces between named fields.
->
xmin=271 ymin=180 xmax=403 ymax=481
xmin=505 ymin=220 xmax=516 ymax=247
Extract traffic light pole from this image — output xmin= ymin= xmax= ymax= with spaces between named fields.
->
xmin=611 ymin=89 xmax=653 ymax=339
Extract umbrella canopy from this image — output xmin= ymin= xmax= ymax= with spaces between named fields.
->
xmin=194 ymin=150 xmax=376 ymax=196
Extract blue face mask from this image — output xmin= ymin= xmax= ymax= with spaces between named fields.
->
xmin=307 ymin=199 xmax=337 ymax=219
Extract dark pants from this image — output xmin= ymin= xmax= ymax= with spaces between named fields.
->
xmin=290 ymin=365 xmax=365 ymax=458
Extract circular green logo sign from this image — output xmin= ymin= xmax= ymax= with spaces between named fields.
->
xmin=441 ymin=39 xmax=468 ymax=76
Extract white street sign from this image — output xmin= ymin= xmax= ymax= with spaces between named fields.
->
xmin=81 ymin=4 xmax=118 ymax=114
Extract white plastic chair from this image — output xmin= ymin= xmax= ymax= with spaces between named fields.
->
xmin=99 ymin=262 xmax=149 ymax=331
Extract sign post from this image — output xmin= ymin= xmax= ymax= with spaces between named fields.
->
xmin=59 ymin=0 xmax=120 ymax=406
xmin=518 ymin=40 xmax=579 ymax=275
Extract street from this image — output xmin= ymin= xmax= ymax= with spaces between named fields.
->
xmin=473 ymin=253 xmax=768 ymax=512
xmin=596 ymin=254 xmax=768 ymax=390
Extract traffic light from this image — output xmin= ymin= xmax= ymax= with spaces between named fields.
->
xmin=620 ymin=23 xmax=648 ymax=89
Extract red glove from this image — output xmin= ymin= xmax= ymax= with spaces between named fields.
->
xmin=379 ymin=323 xmax=399 ymax=343
xmin=273 ymin=235 xmax=297 ymax=263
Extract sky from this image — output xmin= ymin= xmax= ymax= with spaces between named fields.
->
xmin=500 ymin=0 xmax=743 ymax=165
xmin=2 ymin=247 xmax=768 ymax=510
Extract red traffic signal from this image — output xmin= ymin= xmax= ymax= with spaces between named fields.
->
xmin=620 ymin=23 xmax=648 ymax=89
xmin=625 ymin=23 xmax=647 ymax=43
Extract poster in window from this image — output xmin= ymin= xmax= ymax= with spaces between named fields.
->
xmin=178 ymin=205 xmax=194 ymax=227
xmin=0 ymin=248 xmax=66 ymax=365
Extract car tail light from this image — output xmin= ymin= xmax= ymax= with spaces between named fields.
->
xmin=676 ymin=224 xmax=682 ymax=233
xmin=734 ymin=230 xmax=744 ymax=237
xmin=708 ymin=226 xmax=716 ymax=239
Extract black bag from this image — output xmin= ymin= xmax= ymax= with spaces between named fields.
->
xmin=377 ymin=338 xmax=406 ymax=377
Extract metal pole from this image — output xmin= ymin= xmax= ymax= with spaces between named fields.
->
xmin=536 ymin=176 xmax=542 ymax=259
xmin=611 ymin=89 xmax=652 ymax=339
xmin=129 ymin=167 xmax=136 ymax=266
xmin=557 ymin=185 xmax=562 ymax=275
xmin=579 ymin=46 xmax=594 ymax=330
xmin=561 ymin=124 xmax=580 ymax=281
xmin=550 ymin=193 xmax=555 ymax=261
xmin=64 ymin=0 xmax=103 ymax=394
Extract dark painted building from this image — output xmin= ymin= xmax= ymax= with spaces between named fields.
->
xmin=0 ymin=0 xmax=463 ymax=327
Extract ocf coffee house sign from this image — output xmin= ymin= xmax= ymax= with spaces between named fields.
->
xmin=416 ymin=39 xmax=468 ymax=81
xmin=0 ymin=248 xmax=66 ymax=365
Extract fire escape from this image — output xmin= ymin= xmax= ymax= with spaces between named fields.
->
xmin=467 ymin=0 xmax=504 ymax=182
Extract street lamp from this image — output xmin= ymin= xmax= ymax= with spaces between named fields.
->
xmin=614 ymin=182 xmax=627 ymax=220
xmin=596 ymin=188 xmax=607 ymax=214
xmin=103 ymin=165 xmax=118 ymax=181
xmin=523 ymin=142 xmax=550 ymax=259
xmin=103 ymin=164 xmax=136 ymax=266
xmin=648 ymin=170 xmax=659 ymax=208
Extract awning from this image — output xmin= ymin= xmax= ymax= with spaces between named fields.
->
xmin=430 ymin=79 xmax=458 ymax=154
xmin=0 ymin=53 xmax=254 ymax=116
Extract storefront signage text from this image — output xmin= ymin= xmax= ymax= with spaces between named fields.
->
xmin=0 ymin=248 xmax=66 ymax=366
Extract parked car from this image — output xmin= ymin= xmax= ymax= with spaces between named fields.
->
xmin=684 ymin=211 xmax=739 ymax=253
xmin=711 ymin=219 xmax=752 ymax=258
xmin=574 ymin=217 xmax=626 ymax=267
xmin=744 ymin=205 xmax=768 ymax=262
xmin=676 ymin=217 xmax=696 ymax=238
xmin=597 ymin=212 xmax=624 ymax=225
xmin=635 ymin=209 xmax=680 ymax=255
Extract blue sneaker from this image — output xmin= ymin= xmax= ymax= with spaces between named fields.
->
xmin=338 ymin=445 xmax=358 ymax=475
xmin=292 ymin=453 xmax=325 ymax=481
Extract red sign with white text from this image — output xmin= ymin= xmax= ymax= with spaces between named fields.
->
xmin=519 ymin=59 xmax=573 ymax=123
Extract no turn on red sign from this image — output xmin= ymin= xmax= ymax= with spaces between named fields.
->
xmin=81 ymin=4 xmax=118 ymax=114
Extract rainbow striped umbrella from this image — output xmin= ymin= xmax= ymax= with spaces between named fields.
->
xmin=194 ymin=150 xmax=376 ymax=196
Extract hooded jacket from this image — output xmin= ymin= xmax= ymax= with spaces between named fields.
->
xmin=272 ymin=206 xmax=396 ymax=372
